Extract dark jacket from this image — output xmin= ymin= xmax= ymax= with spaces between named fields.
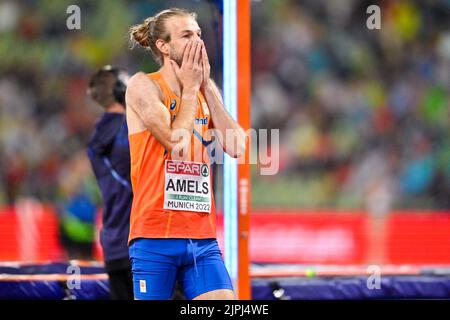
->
xmin=87 ymin=113 xmax=132 ymax=262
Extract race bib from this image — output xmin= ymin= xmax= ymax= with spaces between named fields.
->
xmin=164 ymin=160 xmax=211 ymax=213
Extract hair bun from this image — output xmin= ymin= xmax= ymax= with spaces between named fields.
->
xmin=129 ymin=8 xmax=197 ymax=65
xmin=130 ymin=19 xmax=152 ymax=48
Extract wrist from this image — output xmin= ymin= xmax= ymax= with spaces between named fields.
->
xmin=201 ymin=79 xmax=212 ymax=92
xmin=181 ymin=86 xmax=199 ymax=96
xmin=181 ymin=87 xmax=198 ymax=100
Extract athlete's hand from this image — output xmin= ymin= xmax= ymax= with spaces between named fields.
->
xmin=170 ymin=39 xmax=203 ymax=93
xmin=200 ymin=43 xmax=211 ymax=91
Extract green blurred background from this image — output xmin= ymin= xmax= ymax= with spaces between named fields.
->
xmin=0 ymin=0 xmax=449 ymax=212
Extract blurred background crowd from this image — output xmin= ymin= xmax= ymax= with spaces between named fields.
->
xmin=251 ymin=0 xmax=449 ymax=211
xmin=0 ymin=0 xmax=448 ymax=223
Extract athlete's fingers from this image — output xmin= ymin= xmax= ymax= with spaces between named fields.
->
xmin=194 ymin=40 xmax=202 ymax=67
xmin=201 ymin=44 xmax=209 ymax=65
xmin=186 ymin=40 xmax=196 ymax=65
xmin=182 ymin=40 xmax=193 ymax=66
xmin=188 ymin=40 xmax=200 ymax=66
xmin=202 ymin=44 xmax=209 ymax=67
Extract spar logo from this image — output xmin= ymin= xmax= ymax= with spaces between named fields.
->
xmin=201 ymin=164 xmax=209 ymax=177
xmin=166 ymin=160 xmax=209 ymax=176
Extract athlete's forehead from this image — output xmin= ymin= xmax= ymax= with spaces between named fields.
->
xmin=166 ymin=15 xmax=201 ymax=36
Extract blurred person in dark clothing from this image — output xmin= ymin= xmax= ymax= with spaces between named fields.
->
xmin=86 ymin=65 xmax=133 ymax=300
xmin=87 ymin=65 xmax=185 ymax=300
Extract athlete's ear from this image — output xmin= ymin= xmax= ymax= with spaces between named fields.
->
xmin=156 ymin=39 xmax=169 ymax=56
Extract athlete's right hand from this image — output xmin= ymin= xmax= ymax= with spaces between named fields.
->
xmin=170 ymin=40 xmax=203 ymax=93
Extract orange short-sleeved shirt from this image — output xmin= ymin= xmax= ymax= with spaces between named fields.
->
xmin=128 ymin=72 xmax=216 ymax=243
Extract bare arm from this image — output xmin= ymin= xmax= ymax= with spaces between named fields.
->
xmin=200 ymin=46 xmax=246 ymax=158
xmin=126 ymin=73 xmax=198 ymax=152
xmin=125 ymin=40 xmax=203 ymax=152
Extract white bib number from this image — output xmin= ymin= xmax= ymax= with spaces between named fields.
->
xmin=164 ymin=160 xmax=211 ymax=213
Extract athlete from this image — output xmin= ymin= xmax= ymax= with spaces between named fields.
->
xmin=87 ymin=66 xmax=134 ymax=300
xmin=126 ymin=8 xmax=246 ymax=300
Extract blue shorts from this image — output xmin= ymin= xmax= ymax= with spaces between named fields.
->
xmin=129 ymin=238 xmax=234 ymax=300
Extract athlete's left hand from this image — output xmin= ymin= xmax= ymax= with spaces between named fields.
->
xmin=200 ymin=43 xmax=211 ymax=91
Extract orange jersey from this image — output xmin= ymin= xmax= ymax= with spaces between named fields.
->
xmin=128 ymin=72 xmax=216 ymax=242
